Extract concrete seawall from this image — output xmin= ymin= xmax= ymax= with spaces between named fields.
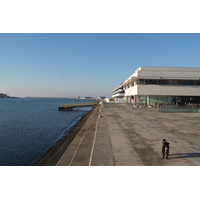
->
xmin=37 ymin=103 xmax=200 ymax=166
xmin=35 ymin=106 xmax=98 ymax=166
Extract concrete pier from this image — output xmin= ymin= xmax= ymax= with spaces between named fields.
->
xmin=38 ymin=103 xmax=200 ymax=166
xmin=58 ymin=102 xmax=98 ymax=111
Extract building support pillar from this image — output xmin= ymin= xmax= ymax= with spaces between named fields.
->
xmin=133 ymin=95 xmax=136 ymax=107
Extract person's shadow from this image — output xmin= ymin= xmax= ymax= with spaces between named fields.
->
xmin=169 ymin=153 xmax=200 ymax=159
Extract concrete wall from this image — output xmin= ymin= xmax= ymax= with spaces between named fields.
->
xmin=125 ymin=85 xmax=138 ymax=96
xmin=112 ymin=93 xmax=125 ymax=98
xmin=138 ymin=67 xmax=200 ymax=79
xmin=105 ymin=98 xmax=114 ymax=103
xmin=114 ymin=98 xmax=126 ymax=103
xmin=137 ymin=85 xmax=200 ymax=96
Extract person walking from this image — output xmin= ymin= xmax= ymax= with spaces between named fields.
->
xmin=162 ymin=139 xmax=170 ymax=159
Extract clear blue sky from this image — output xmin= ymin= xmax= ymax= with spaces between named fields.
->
xmin=1 ymin=33 xmax=200 ymax=98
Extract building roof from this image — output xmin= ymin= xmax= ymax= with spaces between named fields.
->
xmin=123 ymin=66 xmax=200 ymax=83
xmin=113 ymin=66 xmax=200 ymax=89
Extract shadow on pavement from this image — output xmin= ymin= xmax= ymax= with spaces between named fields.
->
xmin=169 ymin=153 xmax=200 ymax=159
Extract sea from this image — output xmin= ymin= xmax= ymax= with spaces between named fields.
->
xmin=0 ymin=98 xmax=95 ymax=166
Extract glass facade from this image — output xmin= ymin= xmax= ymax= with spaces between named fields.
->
xmin=125 ymin=79 xmax=200 ymax=106
xmin=137 ymin=79 xmax=200 ymax=86
xmin=149 ymin=96 xmax=172 ymax=106
xmin=126 ymin=94 xmax=200 ymax=106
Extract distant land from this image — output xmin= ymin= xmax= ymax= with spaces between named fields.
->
xmin=0 ymin=93 xmax=19 ymax=99
xmin=0 ymin=93 xmax=106 ymax=100
xmin=0 ymin=93 xmax=9 ymax=98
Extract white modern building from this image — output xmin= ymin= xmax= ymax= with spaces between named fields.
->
xmin=112 ymin=84 xmax=126 ymax=103
xmin=112 ymin=66 xmax=200 ymax=106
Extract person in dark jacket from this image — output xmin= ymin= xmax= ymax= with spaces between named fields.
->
xmin=162 ymin=139 xmax=170 ymax=159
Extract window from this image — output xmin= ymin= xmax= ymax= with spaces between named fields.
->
xmin=196 ymin=80 xmax=200 ymax=85
xmin=170 ymin=80 xmax=183 ymax=85
xmin=176 ymin=80 xmax=183 ymax=85
xmin=183 ymin=80 xmax=195 ymax=85
xmin=145 ymin=79 xmax=157 ymax=84
xmin=158 ymin=80 xmax=170 ymax=85
xmin=170 ymin=80 xmax=177 ymax=85
xmin=138 ymin=79 xmax=145 ymax=85
xmin=136 ymin=79 xmax=200 ymax=86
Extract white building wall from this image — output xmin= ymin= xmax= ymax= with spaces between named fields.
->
xmin=125 ymin=85 xmax=138 ymax=96
xmin=112 ymin=93 xmax=125 ymax=98
xmin=137 ymin=67 xmax=200 ymax=79
xmin=137 ymin=85 xmax=200 ymax=96
xmin=114 ymin=98 xmax=126 ymax=103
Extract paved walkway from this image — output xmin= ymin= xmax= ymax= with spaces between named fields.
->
xmin=56 ymin=103 xmax=200 ymax=166
xmin=56 ymin=106 xmax=99 ymax=166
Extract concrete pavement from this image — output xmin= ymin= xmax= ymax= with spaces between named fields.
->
xmin=55 ymin=103 xmax=200 ymax=166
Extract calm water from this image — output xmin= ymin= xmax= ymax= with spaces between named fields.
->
xmin=0 ymin=98 xmax=94 ymax=166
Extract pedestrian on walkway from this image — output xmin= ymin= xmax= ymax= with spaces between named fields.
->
xmin=162 ymin=139 xmax=170 ymax=159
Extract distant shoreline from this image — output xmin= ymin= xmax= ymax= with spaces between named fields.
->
xmin=0 ymin=97 xmax=21 ymax=99
xmin=23 ymin=97 xmax=97 ymax=100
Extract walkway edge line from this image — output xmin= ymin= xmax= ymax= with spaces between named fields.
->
xmin=89 ymin=106 xmax=101 ymax=166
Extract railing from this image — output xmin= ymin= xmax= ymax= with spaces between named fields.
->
xmin=159 ymin=105 xmax=198 ymax=113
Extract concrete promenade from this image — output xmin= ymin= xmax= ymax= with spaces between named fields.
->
xmin=55 ymin=103 xmax=200 ymax=166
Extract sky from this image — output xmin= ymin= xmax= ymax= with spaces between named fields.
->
xmin=0 ymin=33 xmax=200 ymax=97
xmin=1 ymin=33 xmax=200 ymax=98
